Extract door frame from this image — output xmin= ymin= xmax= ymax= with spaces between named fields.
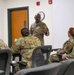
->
xmin=8 ymin=6 xmax=29 ymax=47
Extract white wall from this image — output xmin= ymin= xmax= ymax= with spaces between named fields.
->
xmin=53 ymin=0 xmax=74 ymax=48
xmin=0 ymin=0 xmax=74 ymax=48
xmin=1 ymin=0 xmax=53 ymax=46
xmin=0 ymin=0 xmax=5 ymax=39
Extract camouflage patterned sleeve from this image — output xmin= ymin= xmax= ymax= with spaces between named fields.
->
xmin=34 ymin=37 xmax=41 ymax=47
xmin=11 ymin=44 xmax=21 ymax=54
xmin=43 ymin=23 xmax=49 ymax=36
xmin=65 ymin=43 xmax=74 ymax=58
xmin=67 ymin=47 xmax=74 ymax=58
xmin=58 ymin=40 xmax=73 ymax=54
xmin=63 ymin=43 xmax=73 ymax=54
xmin=0 ymin=39 xmax=10 ymax=49
xmin=58 ymin=49 xmax=65 ymax=54
xmin=10 ymin=39 xmax=21 ymax=54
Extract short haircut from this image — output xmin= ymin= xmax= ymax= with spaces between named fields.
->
xmin=69 ymin=27 xmax=74 ymax=37
xmin=21 ymin=28 xmax=29 ymax=36
xmin=34 ymin=13 xmax=41 ymax=19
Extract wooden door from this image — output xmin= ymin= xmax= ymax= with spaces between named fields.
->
xmin=8 ymin=7 xmax=29 ymax=47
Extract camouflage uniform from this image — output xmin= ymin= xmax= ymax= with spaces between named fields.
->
xmin=0 ymin=39 xmax=9 ymax=49
xmin=30 ymin=21 xmax=49 ymax=45
xmin=11 ymin=35 xmax=41 ymax=68
xmin=49 ymin=38 xmax=74 ymax=63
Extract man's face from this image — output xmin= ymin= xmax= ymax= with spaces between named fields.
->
xmin=24 ymin=29 xmax=29 ymax=36
xmin=21 ymin=28 xmax=29 ymax=36
xmin=35 ymin=14 xmax=41 ymax=23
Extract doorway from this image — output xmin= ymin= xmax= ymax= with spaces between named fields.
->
xmin=8 ymin=7 xmax=29 ymax=47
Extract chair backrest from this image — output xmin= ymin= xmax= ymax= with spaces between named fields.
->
xmin=0 ymin=49 xmax=12 ymax=75
xmin=32 ymin=45 xmax=52 ymax=67
xmin=57 ymin=59 xmax=74 ymax=75
xmin=15 ymin=62 xmax=61 ymax=75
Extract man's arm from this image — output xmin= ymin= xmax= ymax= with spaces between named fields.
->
xmin=11 ymin=40 xmax=21 ymax=54
xmin=44 ymin=24 xmax=50 ymax=36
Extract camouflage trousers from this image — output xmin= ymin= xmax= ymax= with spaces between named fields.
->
xmin=49 ymin=54 xmax=62 ymax=63
xmin=14 ymin=60 xmax=32 ymax=73
xmin=22 ymin=58 xmax=32 ymax=68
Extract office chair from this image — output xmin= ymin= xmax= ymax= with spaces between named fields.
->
xmin=11 ymin=53 xmax=27 ymax=75
xmin=10 ymin=53 xmax=21 ymax=75
xmin=57 ymin=59 xmax=74 ymax=75
xmin=0 ymin=49 xmax=12 ymax=75
xmin=15 ymin=62 xmax=61 ymax=75
xmin=10 ymin=45 xmax=27 ymax=75
xmin=32 ymin=45 xmax=52 ymax=67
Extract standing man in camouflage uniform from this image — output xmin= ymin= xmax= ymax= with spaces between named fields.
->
xmin=0 ymin=39 xmax=9 ymax=49
xmin=11 ymin=28 xmax=41 ymax=68
xmin=49 ymin=27 xmax=74 ymax=63
xmin=30 ymin=13 xmax=49 ymax=45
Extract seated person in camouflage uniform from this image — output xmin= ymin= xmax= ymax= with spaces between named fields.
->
xmin=0 ymin=39 xmax=9 ymax=49
xmin=49 ymin=27 xmax=74 ymax=63
xmin=11 ymin=27 xmax=41 ymax=68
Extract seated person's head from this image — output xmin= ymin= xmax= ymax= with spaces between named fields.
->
xmin=68 ymin=27 xmax=74 ymax=38
xmin=21 ymin=28 xmax=29 ymax=36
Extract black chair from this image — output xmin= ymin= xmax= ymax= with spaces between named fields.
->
xmin=15 ymin=62 xmax=61 ymax=75
xmin=0 ymin=49 xmax=12 ymax=75
xmin=57 ymin=59 xmax=74 ymax=75
xmin=32 ymin=45 xmax=52 ymax=67
xmin=11 ymin=53 xmax=27 ymax=75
